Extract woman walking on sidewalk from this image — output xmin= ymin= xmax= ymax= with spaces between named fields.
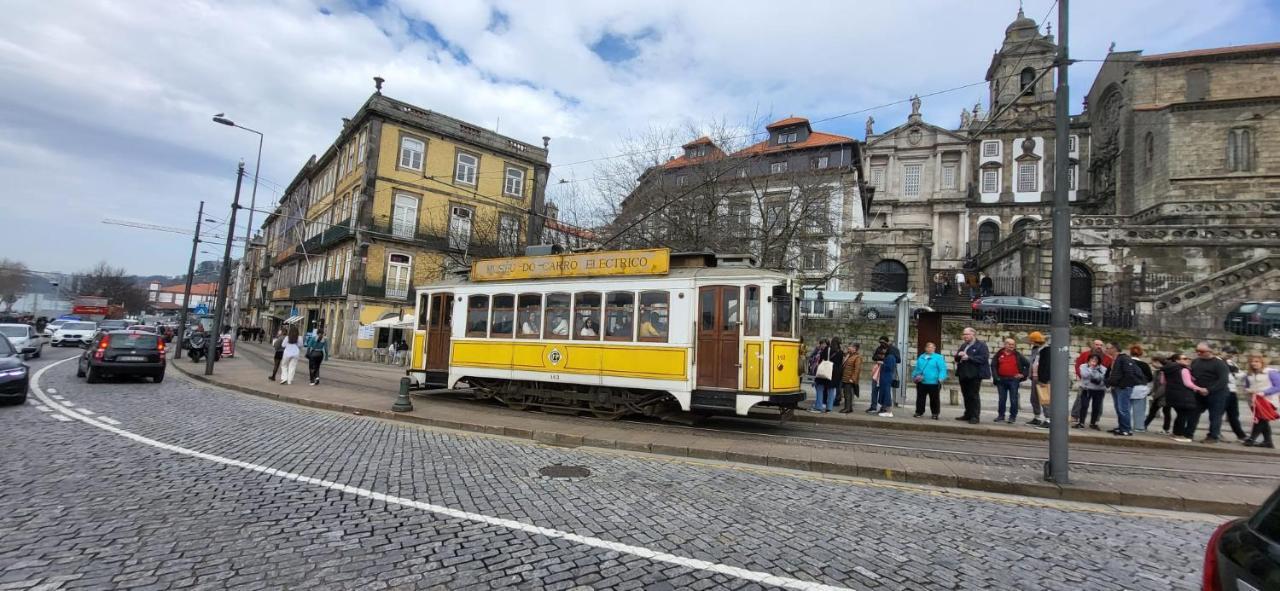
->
xmin=839 ymin=343 xmax=862 ymax=413
xmin=911 ymin=342 xmax=947 ymax=419
xmin=1243 ymin=353 xmax=1280 ymax=448
xmin=267 ymin=329 xmax=285 ymax=381
xmin=1127 ymin=345 xmax=1155 ymax=433
xmin=1075 ymin=354 xmax=1108 ymax=430
xmin=279 ymin=327 xmax=302 ymax=385
xmin=1163 ymin=353 xmax=1209 ymax=442
xmin=307 ymin=330 xmax=329 ymax=386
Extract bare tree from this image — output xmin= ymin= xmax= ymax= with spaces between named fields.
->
xmin=63 ymin=261 xmax=149 ymax=314
xmin=0 ymin=259 xmax=29 ymax=312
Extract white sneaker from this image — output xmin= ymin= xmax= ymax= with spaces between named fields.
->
xmin=878 ymin=412 xmax=894 ymax=418
xmin=1173 ymin=436 xmax=1192 ymax=443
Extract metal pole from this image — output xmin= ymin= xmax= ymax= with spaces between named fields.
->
xmin=233 ymin=131 xmax=263 ymax=338
xmin=175 ymin=201 xmax=204 ymax=359
xmin=207 ymin=162 xmax=244 ymax=375
xmin=1047 ymin=0 xmax=1072 ymax=484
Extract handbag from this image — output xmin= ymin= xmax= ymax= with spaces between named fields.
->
xmin=1037 ymin=383 xmax=1051 ymax=406
xmin=1253 ymin=394 xmax=1279 ymax=422
xmin=306 ymin=347 xmax=324 ymax=361
xmin=815 ymin=360 xmax=834 ymax=381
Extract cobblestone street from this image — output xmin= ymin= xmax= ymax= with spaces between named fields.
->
xmin=0 ymin=351 xmax=1222 ymax=590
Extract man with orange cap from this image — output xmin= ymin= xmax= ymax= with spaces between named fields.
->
xmin=1026 ymin=331 xmax=1048 ymax=426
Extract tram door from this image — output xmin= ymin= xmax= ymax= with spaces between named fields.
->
xmin=697 ymin=286 xmax=740 ymax=390
xmin=425 ymin=293 xmax=453 ymax=371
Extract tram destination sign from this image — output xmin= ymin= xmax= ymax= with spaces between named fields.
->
xmin=471 ymin=248 xmax=670 ymax=281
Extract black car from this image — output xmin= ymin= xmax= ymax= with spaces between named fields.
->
xmin=0 ymin=334 xmax=31 ymax=405
xmin=1224 ymin=301 xmax=1280 ymax=339
xmin=970 ymin=296 xmax=1092 ymax=326
xmin=1204 ymin=485 xmax=1280 ymax=590
xmin=76 ymin=330 xmax=167 ymax=383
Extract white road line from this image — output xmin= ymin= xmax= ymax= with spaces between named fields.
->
xmin=74 ymin=408 xmax=95 ymax=416
xmin=97 ymin=416 xmax=121 ymax=426
xmin=29 ymin=358 xmax=855 ymax=591
xmin=30 ymin=402 xmax=51 ymax=412
xmin=51 ymin=414 xmax=72 ymax=422
xmin=48 ymin=389 xmax=58 ymax=395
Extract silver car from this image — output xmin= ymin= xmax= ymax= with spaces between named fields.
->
xmin=0 ymin=324 xmax=42 ymax=359
xmin=52 ymin=321 xmax=98 ymax=347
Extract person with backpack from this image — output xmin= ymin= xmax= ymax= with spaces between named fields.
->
xmin=1126 ymin=345 xmax=1155 ymax=433
xmin=1242 ymin=353 xmax=1280 ymax=448
xmin=1163 ymin=352 xmax=1210 ymax=442
xmin=990 ymin=337 xmax=1030 ymax=424
xmin=306 ymin=329 xmax=329 ymax=386
xmin=1104 ymin=341 xmax=1144 ymax=436
xmin=811 ymin=337 xmax=843 ymax=413
xmin=1075 ymin=354 xmax=1108 ymax=430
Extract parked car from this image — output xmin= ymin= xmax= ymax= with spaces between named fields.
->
xmin=1203 ymin=484 xmax=1280 ymax=591
xmin=861 ymin=302 xmax=934 ymax=321
xmin=0 ymin=334 xmax=31 ymax=405
xmin=51 ymin=321 xmax=98 ymax=347
xmin=0 ymin=324 xmax=42 ymax=359
xmin=127 ymin=325 xmax=158 ymax=334
xmin=1223 ymin=301 xmax=1280 ymax=339
xmin=76 ymin=330 xmax=167 ymax=383
xmin=971 ymin=296 xmax=1093 ymax=326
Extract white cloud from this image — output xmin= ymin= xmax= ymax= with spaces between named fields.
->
xmin=0 ymin=0 xmax=1272 ymax=274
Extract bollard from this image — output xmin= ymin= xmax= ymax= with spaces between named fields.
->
xmin=949 ymin=388 xmax=959 ymax=406
xmin=392 ymin=377 xmax=413 ymax=412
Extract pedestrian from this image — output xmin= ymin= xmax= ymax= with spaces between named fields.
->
xmin=979 ymin=272 xmax=994 ymax=297
xmin=839 ymin=343 xmax=863 ymax=413
xmin=868 ymin=336 xmax=899 ymax=417
xmin=954 ymin=327 xmax=991 ymax=424
xmin=307 ymin=330 xmax=329 ymax=386
xmin=1072 ymin=340 xmax=1113 ymax=422
xmin=1144 ymin=356 xmax=1173 ymax=433
xmin=990 ymin=337 xmax=1029 ymax=424
xmin=1103 ymin=342 xmax=1144 ymax=436
xmin=1074 ymin=354 xmax=1108 ymax=430
xmin=933 ymin=272 xmax=947 ymax=297
xmin=1033 ymin=335 xmax=1054 ymax=429
xmin=386 ymin=340 xmax=398 ymax=365
xmin=1191 ymin=342 xmax=1240 ymax=443
xmin=912 ymin=341 xmax=947 ymax=419
xmin=967 ymin=273 xmax=980 ymax=300
xmin=1242 ymin=353 xmax=1280 ymax=448
xmin=398 ymin=339 xmax=409 ymax=366
xmin=1221 ymin=345 xmax=1250 ymax=442
xmin=1163 ymin=353 xmax=1209 ymax=442
xmin=811 ymin=337 xmax=844 ymax=413
xmin=279 ymin=326 xmax=302 ymax=385
xmin=267 ymin=329 xmax=285 ymax=381
xmin=1025 ymin=332 xmax=1048 ymax=425
xmin=954 ymin=270 xmax=965 ymax=297
xmin=1127 ymin=346 xmax=1155 ymax=433
xmin=809 ymin=338 xmax=829 ymax=377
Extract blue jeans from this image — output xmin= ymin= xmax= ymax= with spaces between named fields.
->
xmin=1129 ymin=396 xmax=1147 ymax=432
xmin=875 ymin=377 xmax=894 ymax=411
xmin=1112 ymin=387 xmax=1134 ymax=432
xmin=813 ymin=382 xmax=838 ymax=411
xmin=996 ymin=378 xmax=1020 ymax=419
xmin=1206 ymin=390 xmax=1230 ymax=440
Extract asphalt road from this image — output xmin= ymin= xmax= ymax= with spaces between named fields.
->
xmin=0 ymin=346 xmax=1222 ymax=590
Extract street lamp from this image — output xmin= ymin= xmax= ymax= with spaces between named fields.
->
xmin=212 ymin=113 xmax=264 ymax=337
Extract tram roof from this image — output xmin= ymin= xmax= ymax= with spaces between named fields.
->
xmin=416 ymin=264 xmax=791 ymax=290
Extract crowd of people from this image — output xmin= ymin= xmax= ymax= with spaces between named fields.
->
xmin=805 ymin=330 xmax=1280 ymax=446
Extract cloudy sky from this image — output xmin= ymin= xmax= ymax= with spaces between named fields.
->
xmin=2 ymin=0 xmax=1275 ymax=276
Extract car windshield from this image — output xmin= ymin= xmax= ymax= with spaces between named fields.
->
xmin=0 ymin=326 xmax=27 ymax=338
xmin=65 ymin=322 xmax=96 ymax=330
xmin=110 ymin=334 xmax=159 ymax=349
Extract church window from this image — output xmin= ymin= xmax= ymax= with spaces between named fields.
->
xmin=871 ymin=166 xmax=885 ymax=187
xmin=903 ymin=163 xmax=922 ymax=197
xmin=1017 ymin=162 xmax=1037 ymax=192
xmin=981 ymin=169 xmax=999 ymax=193
xmin=982 ymin=141 xmax=1000 ymax=158
xmin=1227 ymin=128 xmax=1253 ymax=172
xmin=942 ymin=164 xmax=957 ymax=190
xmin=1068 ymin=135 xmax=1077 ymax=153
xmin=1020 ymin=67 xmax=1036 ymax=93
xmin=1068 ymin=165 xmax=1077 ymax=191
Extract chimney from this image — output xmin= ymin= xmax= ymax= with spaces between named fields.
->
xmin=342 ymin=117 xmax=351 ymax=129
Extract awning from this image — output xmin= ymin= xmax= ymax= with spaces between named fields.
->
xmin=369 ymin=314 xmax=415 ymax=329
xmin=283 ymin=315 xmax=304 ymax=325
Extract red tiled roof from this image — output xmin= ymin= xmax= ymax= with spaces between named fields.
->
xmin=1141 ymin=42 xmax=1280 ymax=63
xmin=733 ymin=131 xmax=854 ymax=156
xmin=543 ymin=218 xmax=599 ymax=241
xmin=766 ymin=116 xmax=810 ymax=130
xmin=158 ymin=283 xmax=217 ymax=296
xmin=149 ymin=302 xmax=183 ymax=310
xmin=683 ymin=136 xmax=714 ymax=148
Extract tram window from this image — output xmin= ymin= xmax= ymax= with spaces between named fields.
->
xmin=419 ymin=293 xmax=430 ymax=328
xmin=517 ymin=293 xmax=542 ymax=338
xmin=772 ymin=285 xmax=793 ymax=338
xmin=699 ymin=289 xmax=715 ymax=332
xmin=432 ymin=294 xmax=452 ymax=328
xmin=544 ymin=292 xmax=571 ymax=339
xmin=637 ymin=291 xmax=669 ymax=342
xmin=722 ymin=288 xmax=740 ymax=332
xmin=573 ymin=292 xmax=601 ymax=340
xmin=466 ymin=295 xmax=489 ymax=337
xmin=744 ymin=285 xmax=761 ymax=336
xmin=605 ymin=292 xmax=635 ymax=341
xmin=491 ymin=294 xmax=514 ymax=338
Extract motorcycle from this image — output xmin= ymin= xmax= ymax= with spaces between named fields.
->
xmin=185 ymin=332 xmax=220 ymax=363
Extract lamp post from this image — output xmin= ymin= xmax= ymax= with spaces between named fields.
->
xmin=212 ymin=113 xmax=263 ymax=337
xmin=207 ymin=161 xmax=245 ymax=376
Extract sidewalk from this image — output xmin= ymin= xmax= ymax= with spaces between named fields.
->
xmin=173 ymin=343 xmax=1279 ymax=516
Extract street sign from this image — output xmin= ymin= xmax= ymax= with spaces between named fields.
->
xmin=194 ymin=303 xmax=210 ymax=315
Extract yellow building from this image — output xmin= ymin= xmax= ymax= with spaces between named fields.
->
xmin=260 ymin=86 xmax=551 ymax=358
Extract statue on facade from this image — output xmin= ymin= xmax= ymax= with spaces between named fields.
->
xmin=960 ymin=109 xmax=972 ymax=129
xmin=972 ymin=101 xmax=983 ymax=121
xmin=910 ymin=95 xmax=921 ymax=115
xmin=865 ymin=116 xmax=875 ymax=137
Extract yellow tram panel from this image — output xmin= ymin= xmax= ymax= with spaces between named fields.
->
xmin=744 ymin=341 xmax=763 ymax=391
xmin=770 ymin=341 xmax=800 ymax=392
xmin=411 ymin=330 xmax=427 ymax=371
xmin=450 ymin=340 xmax=686 ymax=380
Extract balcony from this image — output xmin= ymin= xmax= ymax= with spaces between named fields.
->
xmin=361 ymin=281 xmax=410 ymax=301
xmin=315 ymin=278 xmax=345 ymax=298
xmin=289 ymin=283 xmax=316 ymax=300
xmin=297 ymin=218 xmax=354 ymax=255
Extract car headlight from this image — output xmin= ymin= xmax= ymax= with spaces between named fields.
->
xmin=0 ymin=367 xmax=27 ymax=378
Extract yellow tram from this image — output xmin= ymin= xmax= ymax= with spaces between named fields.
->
xmin=405 ymin=248 xmax=803 ymax=418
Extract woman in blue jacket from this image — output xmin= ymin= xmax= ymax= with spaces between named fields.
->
xmin=912 ymin=342 xmax=949 ymax=419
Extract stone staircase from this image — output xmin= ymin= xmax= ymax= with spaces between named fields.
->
xmin=1138 ymin=254 xmax=1280 ymax=333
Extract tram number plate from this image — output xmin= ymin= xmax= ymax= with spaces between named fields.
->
xmin=547 ymin=374 xmax=560 ymax=381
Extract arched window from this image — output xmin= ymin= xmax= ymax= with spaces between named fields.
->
xmin=1020 ymin=67 xmax=1036 ymax=92
xmin=1012 ymin=218 xmax=1035 ymax=234
xmin=870 ymin=260 xmax=909 ymax=293
xmin=977 ymin=221 xmax=1000 ymax=253
xmin=1070 ymin=263 xmax=1093 ymax=312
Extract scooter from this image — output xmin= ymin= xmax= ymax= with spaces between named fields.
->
xmin=185 ymin=332 xmax=220 ymax=363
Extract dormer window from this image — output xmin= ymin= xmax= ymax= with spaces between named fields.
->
xmin=777 ymin=132 xmax=798 ymax=145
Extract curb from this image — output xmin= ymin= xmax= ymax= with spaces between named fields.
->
xmin=172 ymin=362 xmax=1256 ymax=516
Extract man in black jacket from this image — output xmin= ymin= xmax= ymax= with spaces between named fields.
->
xmin=954 ymin=327 xmax=991 ymax=424
xmin=1104 ymin=342 xmax=1141 ymax=436
xmin=1191 ymin=341 xmax=1233 ymax=443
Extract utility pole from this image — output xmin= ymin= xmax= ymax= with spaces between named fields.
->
xmin=1047 ymin=0 xmax=1072 ymax=484
xmin=175 ymin=201 xmax=205 ymax=359
xmin=207 ymin=162 xmax=244 ymax=375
